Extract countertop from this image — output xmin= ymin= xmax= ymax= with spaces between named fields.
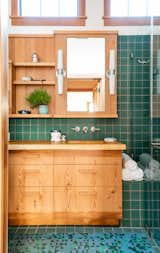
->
xmin=8 ymin=140 xmax=126 ymax=151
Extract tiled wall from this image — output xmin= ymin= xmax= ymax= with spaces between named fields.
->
xmin=9 ymin=35 xmax=151 ymax=160
xmin=9 ymin=36 xmax=157 ymax=227
xmin=122 ymin=181 xmax=160 ymax=227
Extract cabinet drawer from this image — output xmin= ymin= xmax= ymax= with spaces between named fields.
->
xmin=53 ymin=187 xmax=122 ymax=213
xmin=53 ymin=165 xmax=121 ymax=187
xmin=9 ymin=187 xmax=53 ymax=213
xmin=53 ymin=150 xmax=122 ymax=165
xmin=9 ymin=151 xmax=53 ymax=165
xmin=9 ymin=165 xmax=53 ymax=187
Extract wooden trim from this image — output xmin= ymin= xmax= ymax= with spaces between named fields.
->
xmin=0 ymin=0 xmax=8 ymax=251
xmin=54 ymin=113 xmax=118 ymax=118
xmin=54 ymin=30 xmax=118 ymax=35
xmin=9 ymin=114 xmax=54 ymax=118
xmin=8 ymin=141 xmax=126 ymax=151
xmin=78 ymin=0 xmax=85 ymax=16
xmin=9 ymin=34 xmax=54 ymax=38
xmin=11 ymin=0 xmax=18 ymax=16
xmin=104 ymin=0 xmax=160 ymax=26
xmin=9 ymin=212 xmax=121 ymax=225
xmin=104 ymin=16 xmax=160 ymax=26
xmin=13 ymin=81 xmax=55 ymax=86
xmin=10 ymin=16 xmax=87 ymax=26
xmin=13 ymin=62 xmax=55 ymax=67
xmin=11 ymin=0 xmax=86 ymax=26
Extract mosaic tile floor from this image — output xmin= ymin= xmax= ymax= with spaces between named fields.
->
xmin=9 ymin=226 xmax=160 ymax=253
xmin=152 ymin=229 xmax=160 ymax=248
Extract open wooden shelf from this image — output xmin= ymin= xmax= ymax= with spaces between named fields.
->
xmin=13 ymin=62 xmax=55 ymax=67
xmin=13 ymin=81 xmax=55 ymax=86
xmin=9 ymin=114 xmax=54 ymax=118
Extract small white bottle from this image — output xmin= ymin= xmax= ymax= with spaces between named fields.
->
xmin=32 ymin=51 xmax=38 ymax=63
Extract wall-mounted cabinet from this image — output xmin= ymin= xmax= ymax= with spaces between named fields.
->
xmin=9 ymin=35 xmax=55 ymax=118
xmin=9 ymin=32 xmax=118 ymax=118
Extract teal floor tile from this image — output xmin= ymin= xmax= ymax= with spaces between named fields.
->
xmin=9 ymin=227 xmax=158 ymax=253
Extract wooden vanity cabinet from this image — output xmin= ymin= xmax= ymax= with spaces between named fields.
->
xmin=9 ymin=149 xmax=122 ymax=225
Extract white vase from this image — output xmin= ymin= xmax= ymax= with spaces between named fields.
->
xmin=38 ymin=105 xmax=48 ymax=114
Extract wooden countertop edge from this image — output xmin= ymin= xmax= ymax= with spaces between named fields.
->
xmin=8 ymin=141 xmax=126 ymax=151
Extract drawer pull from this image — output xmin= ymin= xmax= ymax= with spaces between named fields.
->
xmin=78 ymin=191 xmax=97 ymax=197
xmin=78 ymin=169 xmax=97 ymax=174
xmin=23 ymin=169 xmax=40 ymax=174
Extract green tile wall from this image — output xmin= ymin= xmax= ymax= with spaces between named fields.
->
xmin=9 ymin=35 xmax=154 ymax=227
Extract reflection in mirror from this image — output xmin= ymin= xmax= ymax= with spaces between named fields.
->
xmin=67 ymin=38 xmax=105 ymax=112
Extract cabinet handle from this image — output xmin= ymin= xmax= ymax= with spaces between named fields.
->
xmin=78 ymin=191 xmax=97 ymax=197
xmin=23 ymin=169 xmax=40 ymax=174
xmin=78 ymin=169 xmax=97 ymax=174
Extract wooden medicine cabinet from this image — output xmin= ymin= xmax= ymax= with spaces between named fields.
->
xmin=9 ymin=31 xmax=118 ymax=118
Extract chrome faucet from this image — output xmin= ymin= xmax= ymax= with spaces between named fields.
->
xmin=90 ymin=126 xmax=100 ymax=133
xmin=82 ymin=126 xmax=88 ymax=133
xmin=71 ymin=126 xmax=80 ymax=132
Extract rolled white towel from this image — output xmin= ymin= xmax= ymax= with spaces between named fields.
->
xmin=149 ymin=159 xmax=160 ymax=170
xmin=122 ymin=168 xmax=133 ymax=181
xmin=122 ymin=153 xmax=137 ymax=170
xmin=125 ymin=159 xmax=137 ymax=171
xmin=153 ymin=169 xmax=160 ymax=181
xmin=144 ymin=168 xmax=154 ymax=180
xmin=144 ymin=168 xmax=160 ymax=181
xmin=137 ymin=161 xmax=146 ymax=170
xmin=139 ymin=153 xmax=152 ymax=167
xmin=131 ymin=167 xmax=144 ymax=181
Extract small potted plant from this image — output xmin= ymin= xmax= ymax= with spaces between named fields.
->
xmin=26 ymin=88 xmax=51 ymax=114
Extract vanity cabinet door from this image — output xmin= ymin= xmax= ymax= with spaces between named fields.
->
xmin=53 ymin=186 xmax=122 ymax=213
xmin=53 ymin=164 xmax=120 ymax=187
xmin=53 ymin=150 xmax=121 ymax=165
xmin=9 ymin=150 xmax=53 ymax=165
xmin=75 ymin=187 xmax=122 ymax=213
xmin=9 ymin=165 xmax=53 ymax=187
xmin=9 ymin=187 xmax=53 ymax=213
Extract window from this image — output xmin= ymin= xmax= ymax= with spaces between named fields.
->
xmin=11 ymin=0 xmax=86 ymax=26
xmin=104 ymin=0 xmax=160 ymax=25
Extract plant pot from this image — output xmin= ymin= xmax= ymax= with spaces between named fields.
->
xmin=38 ymin=105 xmax=48 ymax=114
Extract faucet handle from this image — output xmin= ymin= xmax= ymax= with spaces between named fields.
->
xmin=90 ymin=126 xmax=100 ymax=133
xmin=71 ymin=126 xmax=80 ymax=132
xmin=82 ymin=126 xmax=88 ymax=133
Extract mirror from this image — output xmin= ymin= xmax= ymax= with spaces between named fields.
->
xmin=67 ymin=38 xmax=105 ymax=112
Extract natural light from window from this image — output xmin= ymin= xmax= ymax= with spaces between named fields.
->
xmin=20 ymin=0 xmax=78 ymax=17
xmin=110 ymin=0 xmax=160 ymax=17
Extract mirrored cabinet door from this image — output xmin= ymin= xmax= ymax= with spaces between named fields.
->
xmin=55 ymin=31 xmax=118 ymax=118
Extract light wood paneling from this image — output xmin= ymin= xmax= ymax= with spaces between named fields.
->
xmin=9 ymin=150 xmax=53 ymax=165
xmin=9 ymin=165 xmax=53 ymax=187
xmin=9 ymin=187 xmax=53 ymax=213
xmin=53 ymin=150 xmax=122 ymax=164
xmin=0 ymin=0 xmax=8 ymax=251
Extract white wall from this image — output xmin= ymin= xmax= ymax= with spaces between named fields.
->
xmin=9 ymin=0 xmax=160 ymax=35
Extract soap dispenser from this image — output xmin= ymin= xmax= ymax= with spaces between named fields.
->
xmin=32 ymin=51 xmax=38 ymax=63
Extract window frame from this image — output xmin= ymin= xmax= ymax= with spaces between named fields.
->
xmin=104 ymin=0 xmax=160 ymax=26
xmin=11 ymin=0 xmax=86 ymax=26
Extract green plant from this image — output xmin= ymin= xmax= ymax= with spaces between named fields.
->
xmin=26 ymin=88 xmax=51 ymax=108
